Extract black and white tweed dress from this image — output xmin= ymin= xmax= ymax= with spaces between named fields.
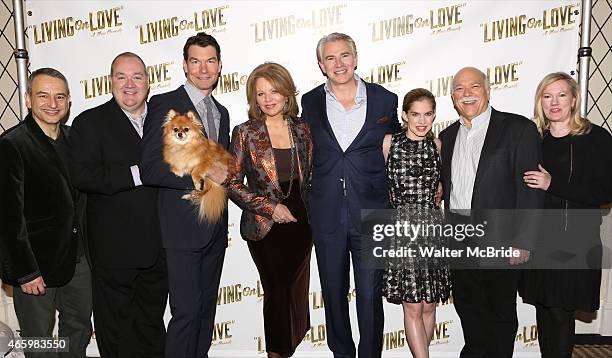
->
xmin=382 ymin=132 xmax=451 ymax=304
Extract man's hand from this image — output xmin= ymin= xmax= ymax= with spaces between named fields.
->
xmin=206 ymin=162 xmax=229 ymax=185
xmin=20 ymin=276 xmax=46 ymax=295
xmin=272 ymin=204 xmax=297 ymax=224
xmin=509 ymin=247 xmax=530 ymax=265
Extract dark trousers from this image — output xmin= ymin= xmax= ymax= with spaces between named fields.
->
xmin=13 ymin=255 xmax=92 ymax=358
xmin=451 ymin=269 xmax=519 ymax=358
xmin=313 ymin=222 xmax=384 ymax=358
xmin=165 ymin=236 xmax=226 ymax=358
xmin=535 ymin=303 xmax=575 ymax=358
xmin=92 ymin=250 xmax=168 ymax=358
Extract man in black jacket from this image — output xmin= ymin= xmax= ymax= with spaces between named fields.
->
xmin=439 ymin=67 xmax=543 ymax=358
xmin=141 ymin=32 xmax=229 ymax=358
xmin=69 ymin=53 xmax=167 ymax=357
xmin=0 ymin=68 xmax=92 ymax=357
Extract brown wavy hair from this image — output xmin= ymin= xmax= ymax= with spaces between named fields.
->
xmin=402 ymin=88 xmax=437 ymax=139
xmin=533 ymin=72 xmax=591 ymax=137
xmin=246 ymin=63 xmax=299 ymax=121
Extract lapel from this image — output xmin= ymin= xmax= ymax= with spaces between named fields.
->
xmin=292 ymin=119 xmax=308 ymax=187
xmin=315 ymin=86 xmax=343 ymax=152
xmin=108 ymin=98 xmax=142 ymax=143
xmin=346 ymin=80 xmax=374 ymax=152
xmin=212 ymin=95 xmax=230 ymax=148
xmin=473 ymin=108 xmax=505 ymax=193
xmin=258 ymin=120 xmax=283 ymax=195
xmin=443 ymin=121 xmax=460 ymax=190
xmin=25 ymin=115 xmax=72 ymax=196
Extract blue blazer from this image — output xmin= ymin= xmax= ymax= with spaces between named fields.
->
xmin=140 ymin=86 xmax=230 ymax=249
xmin=300 ymin=81 xmax=401 ymax=233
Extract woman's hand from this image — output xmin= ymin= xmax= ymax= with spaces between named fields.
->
xmin=523 ymin=164 xmax=551 ymax=191
xmin=272 ymin=203 xmax=297 ymax=224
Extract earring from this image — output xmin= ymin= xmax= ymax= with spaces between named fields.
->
xmin=283 ymin=99 xmax=288 ymax=112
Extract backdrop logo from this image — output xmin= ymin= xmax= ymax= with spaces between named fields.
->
xmin=149 ymin=61 xmax=173 ymax=91
xmin=138 ymin=5 xmax=229 ymax=44
xmin=252 ymin=4 xmax=346 ymax=43
xmin=486 ymin=61 xmax=522 ymax=90
xmin=216 ymin=280 xmax=264 ymax=305
xmin=426 ymin=74 xmax=454 ymax=98
xmin=433 ymin=120 xmax=456 ymax=137
xmin=382 ymin=329 xmax=406 ymax=351
xmin=370 ymin=3 xmax=464 ymax=42
xmin=481 ymin=4 xmax=577 ymax=42
xmin=310 ymin=290 xmax=324 ymax=310
xmin=212 ymin=71 xmax=248 ymax=96
xmin=304 ymin=323 xmax=327 ymax=346
xmin=431 ymin=320 xmax=452 ymax=344
xmin=211 ymin=320 xmax=234 ymax=345
xmin=515 ymin=324 xmax=538 ymax=347
xmin=31 ymin=6 xmax=123 ymax=44
xmin=363 ymin=61 xmax=404 ymax=87
xmin=80 ymin=61 xmax=175 ymax=100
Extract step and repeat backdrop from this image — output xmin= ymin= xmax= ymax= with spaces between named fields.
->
xmin=13 ymin=0 xmax=583 ymax=356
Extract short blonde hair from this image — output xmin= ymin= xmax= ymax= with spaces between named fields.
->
xmin=245 ymin=63 xmax=299 ymax=121
xmin=533 ymin=72 xmax=591 ymax=137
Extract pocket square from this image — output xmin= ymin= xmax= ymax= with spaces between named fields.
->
xmin=376 ymin=116 xmax=388 ymax=124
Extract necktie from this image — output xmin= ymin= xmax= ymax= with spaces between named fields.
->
xmin=201 ymin=96 xmax=217 ymax=142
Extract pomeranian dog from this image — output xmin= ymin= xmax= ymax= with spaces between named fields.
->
xmin=162 ymin=109 xmax=235 ymax=223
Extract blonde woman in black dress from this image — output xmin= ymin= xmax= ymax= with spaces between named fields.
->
xmin=520 ymin=72 xmax=612 ymax=358
xmin=382 ymin=88 xmax=451 ymax=358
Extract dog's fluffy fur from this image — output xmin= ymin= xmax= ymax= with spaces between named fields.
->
xmin=162 ymin=109 xmax=235 ymax=223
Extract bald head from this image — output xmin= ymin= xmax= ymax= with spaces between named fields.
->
xmin=451 ymin=67 xmax=491 ymax=122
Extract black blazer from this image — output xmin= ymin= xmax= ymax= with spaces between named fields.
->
xmin=0 ymin=115 xmax=80 ymax=286
xmin=439 ymin=108 xmax=544 ymax=252
xmin=140 ymin=86 xmax=230 ymax=249
xmin=69 ymin=98 xmax=162 ymax=269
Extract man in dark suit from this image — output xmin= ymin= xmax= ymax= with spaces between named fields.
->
xmin=69 ymin=53 xmax=167 ymax=357
xmin=0 ymin=68 xmax=92 ymax=357
xmin=141 ymin=32 xmax=230 ymax=358
xmin=300 ymin=33 xmax=401 ymax=358
xmin=439 ymin=67 xmax=543 ymax=358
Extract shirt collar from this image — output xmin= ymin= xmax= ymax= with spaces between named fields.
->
xmin=184 ymin=80 xmax=211 ymax=106
xmin=120 ymin=102 xmax=148 ymax=123
xmin=323 ymin=74 xmax=366 ymax=105
xmin=459 ymin=105 xmax=491 ymax=129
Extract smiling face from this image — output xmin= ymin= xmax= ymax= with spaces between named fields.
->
xmin=255 ymin=77 xmax=287 ymax=120
xmin=318 ymin=40 xmax=357 ymax=86
xmin=402 ymin=99 xmax=435 ymax=140
xmin=451 ymin=68 xmax=490 ymax=122
xmin=183 ymin=45 xmax=222 ymax=96
xmin=541 ymin=79 xmax=575 ymax=125
xmin=26 ymin=74 xmax=70 ymax=129
xmin=111 ymin=56 xmax=149 ymax=116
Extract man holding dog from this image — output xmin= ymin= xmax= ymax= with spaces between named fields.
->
xmin=141 ymin=32 xmax=230 ymax=358
xmin=69 ymin=52 xmax=168 ymax=357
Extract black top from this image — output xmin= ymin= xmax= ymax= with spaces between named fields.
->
xmin=544 ymin=125 xmax=612 ymax=209
xmin=273 ymin=148 xmax=298 ymax=183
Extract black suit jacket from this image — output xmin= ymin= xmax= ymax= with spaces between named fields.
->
xmin=0 ymin=115 xmax=80 ymax=286
xmin=69 ymin=98 xmax=162 ymax=269
xmin=140 ymin=86 xmax=230 ymax=249
xmin=439 ymin=108 xmax=544 ymax=253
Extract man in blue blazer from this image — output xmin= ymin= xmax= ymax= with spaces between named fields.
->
xmin=301 ymin=33 xmax=401 ymax=358
xmin=141 ymin=32 xmax=230 ymax=358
